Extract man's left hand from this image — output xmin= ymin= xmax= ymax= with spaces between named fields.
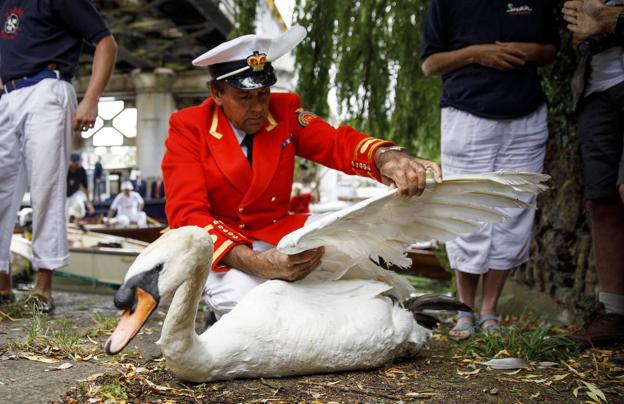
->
xmin=72 ymin=98 xmax=99 ymax=132
xmin=563 ymin=0 xmax=608 ymax=44
xmin=375 ymin=148 xmax=442 ymax=197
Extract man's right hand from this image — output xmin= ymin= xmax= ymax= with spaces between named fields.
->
xmin=469 ymin=44 xmax=527 ymax=71
xmin=224 ymin=245 xmax=324 ymax=282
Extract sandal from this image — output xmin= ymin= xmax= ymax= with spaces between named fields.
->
xmin=449 ymin=311 xmax=476 ymax=341
xmin=478 ymin=313 xmax=501 ymax=334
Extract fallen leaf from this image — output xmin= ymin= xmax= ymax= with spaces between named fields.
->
xmin=79 ymin=373 xmax=104 ymax=382
xmin=480 ymin=358 xmax=529 ymax=370
xmin=530 ymin=392 xmax=540 ymax=399
xmin=457 ymin=368 xmax=481 ymax=376
xmin=581 ymin=381 xmax=606 ymax=402
xmin=502 ymin=369 xmax=523 ymax=375
xmin=46 ymin=362 xmax=73 ymax=371
xmin=405 ymin=392 xmax=437 ymax=397
xmin=551 ymin=374 xmax=570 ymax=382
xmin=573 ymin=386 xmax=581 ymax=398
xmin=489 ymin=388 xmax=498 ymax=395
xmin=538 ymin=361 xmax=558 ymax=368
xmin=21 ymin=353 xmax=58 ymax=363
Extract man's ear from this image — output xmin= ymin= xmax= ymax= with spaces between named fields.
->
xmin=209 ymin=82 xmax=223 ymax=106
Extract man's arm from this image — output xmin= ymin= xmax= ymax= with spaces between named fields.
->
xmin=495 ymin=43 xmax=558 ymax=66
xmin=107 ymin=208 xmax=115 ymax=220
xmin=421 ymin=44 xmax=527 ymax=76
xmin=374 ymin=147 xmax=442 ymax=197
xmin=72 ymin=35 xmax=117 ymax=131
xmin=563 ymin=0 xmax=622 ymax=44
xmin=222 ymin=245 xmax=324 ymax=282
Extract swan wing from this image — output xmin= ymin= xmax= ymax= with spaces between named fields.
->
xmin=277 ymin=172 xmax=548 ymax=296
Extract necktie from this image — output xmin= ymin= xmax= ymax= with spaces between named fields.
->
xmin=242 ymin=134 xmax=254 ymax=167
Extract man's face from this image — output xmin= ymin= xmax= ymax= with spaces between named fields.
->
xmin=123 ymin=189 xmax=130 ymax=196
xmin=211 ymin=83 xmax=271 ymax=134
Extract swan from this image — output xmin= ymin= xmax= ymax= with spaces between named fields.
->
xmin=105 ymin=172 xmax=547 ymax=382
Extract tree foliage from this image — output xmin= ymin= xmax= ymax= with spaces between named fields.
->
xmin=229 ymin=0 xmax=258 ymax=39
xmin=294 ymin=0 xmax=441 ymax=159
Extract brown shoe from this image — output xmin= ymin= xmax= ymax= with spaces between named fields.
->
xmin=572 ymin=312 xmax=624 ymax=347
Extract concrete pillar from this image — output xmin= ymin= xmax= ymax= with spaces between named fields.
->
xmin=131 ymin=68 xmax=177 ymax=179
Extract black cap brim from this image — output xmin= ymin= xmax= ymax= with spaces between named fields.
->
xmin=224 ymin=68 xmax=277 ymax=90
xmin=209 ymin=61 xmax=277 ymax=90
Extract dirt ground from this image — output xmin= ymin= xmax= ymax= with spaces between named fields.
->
xmin=0 ymin=285 xmax=623 ymax=404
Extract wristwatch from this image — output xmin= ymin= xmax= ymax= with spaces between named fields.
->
xmin=377 ymin=146 xmax=408 ymax=156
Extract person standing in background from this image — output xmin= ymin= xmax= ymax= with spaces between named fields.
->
xmin=132 ymin=170 xmax=147 ymax=198
xmin=420 ymin=0 xmax=559 ymax=339
xmin=67 ymin=152 xmax=95 ymax=222
xmin=563 ymin=0 xmax=624 ymax=346
xmin=93 ymin=156 xmax=104 ymax=204
xmin=0 ymin=0 xmax=117 ymax=312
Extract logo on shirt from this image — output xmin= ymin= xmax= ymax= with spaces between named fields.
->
xmin=505 ymin=3 xmax=533 ymax=16
xmin=1 ymin=7 xmax=24 ymax=40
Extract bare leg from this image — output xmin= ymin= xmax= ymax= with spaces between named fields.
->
xmin=33 ymin=268 xmax=53 ymax=300
xmin=619 ymin=184 xmax=624 ymax=208
xmin=449 ymin=271 xmax=479 ymax=339
xmin=480 ymin=269 xmax=510 ymax=328
xmin=588 ymin=199 xmax=624 ymax=295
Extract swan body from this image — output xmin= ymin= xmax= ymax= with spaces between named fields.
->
xmin=106 ymin=172 xmax=548 ymax=382
xmin=107 ymin=227 xmax=431 ymax=382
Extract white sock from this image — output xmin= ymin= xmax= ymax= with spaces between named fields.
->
xmin=599 ymin=292 xmax=624 ymax=315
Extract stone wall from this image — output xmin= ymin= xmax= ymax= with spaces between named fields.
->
xmin=514 ymin=121 xmax=598 ymax=314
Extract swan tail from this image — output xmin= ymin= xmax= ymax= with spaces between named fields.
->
xmin=403 ymin=294 xmax=472 ymax=330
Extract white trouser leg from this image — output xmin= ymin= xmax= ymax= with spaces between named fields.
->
xmin=441 ymin=105 xmax=548 ymax=274
xmin=0 ymin=96 xmax=25 ymax=274
xmin=5 ymin=79 xmax=77 ymax=271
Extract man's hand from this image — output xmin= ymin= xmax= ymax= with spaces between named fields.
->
xmin=72 ymin=97 xmax=98 ymax=131
xmin=375 ymin=148 xmax=442 ymax=197
xmin=224 ymin=245 xmax=324 ymax=282
xmin=563 ymin=0 xmax=610 ymax=44
xmin=469 ymin=44 xmax=527 ymax=71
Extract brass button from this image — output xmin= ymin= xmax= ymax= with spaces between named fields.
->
xmin=238 ymin=207 xmax=244 ymax=213
xmin=270 ymin=196 xmax=276 ymax=202
xmin=272 ymin=219 xmax=277 ymax=223
xmin=239 ymin=223 xmax=245 ymax=229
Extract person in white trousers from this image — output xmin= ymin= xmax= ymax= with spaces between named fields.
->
xmin=421 ymin=0 xmax=559 ymax=339
xmin=0 ymin=0 xmax=117 ymax=312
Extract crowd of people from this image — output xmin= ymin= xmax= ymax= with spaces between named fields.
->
xmin=0 ymin=0 xmax=621 ymax=351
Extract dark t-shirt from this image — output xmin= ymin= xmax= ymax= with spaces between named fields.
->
xmin=0 ymin=0 xmax=110 ymax=82
xmin=67 ymin=166 xmax=88 ymax=197
xmin=420 ymin=0 xmax=560 ymax=119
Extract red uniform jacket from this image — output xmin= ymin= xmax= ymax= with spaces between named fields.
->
xmin=162 ymin=92 xmax=393 ymax=271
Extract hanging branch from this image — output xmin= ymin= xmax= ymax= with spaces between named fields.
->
xmin=229 ymin=0 xmax=258 ymax=38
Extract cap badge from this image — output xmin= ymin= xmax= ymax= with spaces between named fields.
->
xmin=246 ymin=51 xmax=267 ymax=71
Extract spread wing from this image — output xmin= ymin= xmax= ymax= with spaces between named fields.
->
xmin=278 ymin=172 xmax=549 ymax=298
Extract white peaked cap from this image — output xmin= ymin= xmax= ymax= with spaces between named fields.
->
xmin=192 ymin=25 xmax=307 ymax=80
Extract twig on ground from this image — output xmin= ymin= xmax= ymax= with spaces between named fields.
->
xmin=299 ymin=380 xmax=403 ymax=401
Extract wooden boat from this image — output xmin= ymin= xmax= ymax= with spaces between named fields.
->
xmin=76 ymin=223 xmax=167 ymax=243
xmin=10 ymin=228 xmax=147 ymax=287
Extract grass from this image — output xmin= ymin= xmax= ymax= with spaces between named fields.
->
xmin=457 ymin=324 xmax=580 ymax=362
xmin=406 ymin=275 xmax=451 ymax=295
xmin=11 ymin=309 xmax=97 ymax=360
xmin=99 ymin=380 xmax=128 ymax=401
xmin=88 ymin=312 xmax=119 ymax=338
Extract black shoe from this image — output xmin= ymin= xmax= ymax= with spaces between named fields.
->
xmin=0 ymin=293 xmax=16 ymax=305
xmin=571 ymin=308 xmax=624 ymax=347
xmin=27 ymin=294 xmax=55 ymax=314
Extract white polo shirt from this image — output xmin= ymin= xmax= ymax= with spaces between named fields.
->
xmin=111 ymin=191 xmax=143 ymax=218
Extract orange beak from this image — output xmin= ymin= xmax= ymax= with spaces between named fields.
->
xmin=105 ymin=288 xmax=157 ymax=355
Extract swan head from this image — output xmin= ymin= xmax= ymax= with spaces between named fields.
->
xmin=105 ymin=226 xmax=213 ymax=355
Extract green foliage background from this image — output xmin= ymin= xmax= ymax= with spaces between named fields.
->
xmin=294 ymin=0 xmax=441 ymax=159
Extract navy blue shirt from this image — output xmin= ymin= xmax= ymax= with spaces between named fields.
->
xmin=0 ymin=0 xmax=110 ymax=82
xmin=420 ymin=0 xmax=560 ymax=119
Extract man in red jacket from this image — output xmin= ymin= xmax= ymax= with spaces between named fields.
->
xmin=162 ymin=26 xmax=442 ymax=318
